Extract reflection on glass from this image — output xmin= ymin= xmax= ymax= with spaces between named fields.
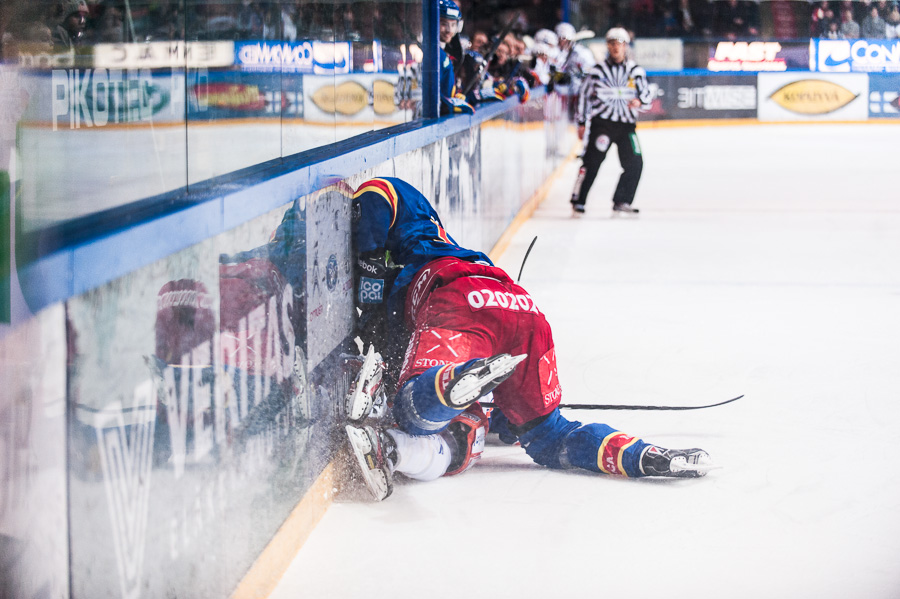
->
xmin=7 ymin=1 xmax=190 ymax=233
xmin=0 ymin=0 xmax=423 ymax=241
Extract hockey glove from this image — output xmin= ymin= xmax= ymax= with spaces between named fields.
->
xmin=442 ymin=94 xmax=474 ymax=115
xmin=469 ymin=79 xmax=503 ymax=103
xmin=513 ymin=78 xmax=530 ymax=103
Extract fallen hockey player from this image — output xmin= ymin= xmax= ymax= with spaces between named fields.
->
xmin=345 ymin=177 xmax=713 ymax=500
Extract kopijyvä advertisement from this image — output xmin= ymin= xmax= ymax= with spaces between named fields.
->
xmin=757 ymin=72 xmax=868 ymax=121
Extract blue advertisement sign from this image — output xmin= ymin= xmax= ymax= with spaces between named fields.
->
xmin=235 ymin=40 xmax=352 ymax=74
xmin=812 ymin=39 xmax=900 ymax=73
xmin=868 ymin=72 xmax=900 ymax=118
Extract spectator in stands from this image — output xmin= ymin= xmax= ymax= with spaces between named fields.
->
xmin=21 ymin=21 xmax=55 ymax=56
xmin=661 ymin=7 xmax=679 ymax=37
xmin=52 ymin=0 xmax=89 ymax=50
xmin=862 ymin=4 xmax=887 ymax=38
xmin=840 ymin=8 xmax=861 ymax=38
xmin=887 ymin=7 xmax=900 ymax=38
xmin=488 ymin=39 xmax=513 ymax=78
xmin=237 ymin=1 xmax=265 ymax=39
xmin=505 ymin=32 xmax=527 ymax=60
xmin=716 ymin=0 xmax=754 ymax=40
xmin=470 ymin=30 xmax=489 ymax=54
xmin=810 ymin=1 xmax=831 ymax=36
xmin=675 ymin=0 xmax=697 ymax=37
xmin=96 ymin=3 xmax=126 ymax=43
xmin=824 ymin=19 xmax=842 ymax=38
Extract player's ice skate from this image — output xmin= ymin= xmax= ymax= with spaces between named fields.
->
xmin=345 ymin=424 xmax=396 ymax=501
xmin=612 ymin=203 xmax=639 ymax=217
xmin=345 ymin=345 xmax=387 ymax=423
xmin=639 ymin=446 xmax=714 ymax=478
xmin=445 ymin=353 xmax=527 ymax=408
xmin=571 ymin=203 xmax=586 ymax=217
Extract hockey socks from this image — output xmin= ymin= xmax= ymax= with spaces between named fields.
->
xmin=516 ymin=409 xmax=648 ymax=477
xmin=386 ymin=429 xmax=452 ymax=482
xmin=562 ymin=424 xmax=647 ymax=477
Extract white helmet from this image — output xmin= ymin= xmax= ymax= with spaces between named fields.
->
xmin=534 ymin=28 xmax=559 ymax=47
xmin=605 ymin=27 xmax=630 ymax=43
xmin=555 ymin=22 xmax=576 ymax=40
xmin=530 ymin=42 xmax=552 ymax=57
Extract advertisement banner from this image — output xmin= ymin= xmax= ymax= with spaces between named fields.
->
xmin=811 ymin=39 xmax=900 ymax=73
xmin=93 ymin=41 xmax=235 ymax=70
xmin=586 ymin=38 xmax=683 ymax=70
xmin=868 ymin=72 xmax=900 ymax=118
xmin=757 ymin=72 xmax=868 ymax=121
xmin=187 ymin=71 xmax=303 ymax=120
xmin=644 ymin=74 xmax=758 ymax=120
xmin=63 ymin=194 xmax=333 ymax=598
xmin=21 ymin=69 xmax=186 ymax=128
xmin=303 ymin=73 xmax=402 ymax=123
xmin=305 ymin=184 xmax=353 ymax=370
xmin=684 ymin=40 xmax=809 ymax=71
xmin=235 ymin=40 xmax=351 ymax=74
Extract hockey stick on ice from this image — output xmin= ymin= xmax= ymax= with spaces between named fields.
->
xmin=517 ymin=236 xmax=537 ymax=283
xmin=483 ymin=395 xmax=744 ymax=411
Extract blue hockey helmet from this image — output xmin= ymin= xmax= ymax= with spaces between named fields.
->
xmin=439 ymin=0 xmax=462 ymax=21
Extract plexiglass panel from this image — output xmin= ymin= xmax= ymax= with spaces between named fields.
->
xmin=0 ymin=0 xmax=423 ymax=237
xmin=10 ymin=0 xmax=191 ymax=233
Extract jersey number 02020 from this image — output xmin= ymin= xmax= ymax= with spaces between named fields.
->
xmin=467 ymin=289 xmax=541 ymax=314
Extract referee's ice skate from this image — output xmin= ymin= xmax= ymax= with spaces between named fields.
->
xmin=612 ymin=203 xmax=639 ymax=216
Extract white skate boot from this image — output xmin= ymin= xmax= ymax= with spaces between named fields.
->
xmin=345 ymin=345 xmax=387 ymax=423
xmin=639 ymin=446 xmax=714 ymax=478
xmin=445 ymin=353 xmax=527 ymax=408
xmin=345 ymin=424 xmax=397 ymax=501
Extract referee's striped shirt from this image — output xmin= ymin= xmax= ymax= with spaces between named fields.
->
xmin=575 ymin=58 xmax=652 ymax=125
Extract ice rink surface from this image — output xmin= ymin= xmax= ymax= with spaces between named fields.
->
xmin=271 ymin=124 xmax=900 ymax=599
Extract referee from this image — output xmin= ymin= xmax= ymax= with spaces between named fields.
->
xmin=570 ymin=27 xmax=652 ymax=216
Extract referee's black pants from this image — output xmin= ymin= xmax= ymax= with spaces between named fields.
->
xmin=570 ymin=118 xmax=643 ymax=208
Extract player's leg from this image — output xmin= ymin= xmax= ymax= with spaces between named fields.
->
xmin=570 ymin=122 xmax=610 ymax=213
xmin=611 ymin=127 xmax=643 ymax=214
xmin=515 ymin=408 xmax=712 ymax=478
xmin=489 ymin=295 xmax=712 ymax=478
xmin=346 ymin=402 xmax=491 ymax=500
